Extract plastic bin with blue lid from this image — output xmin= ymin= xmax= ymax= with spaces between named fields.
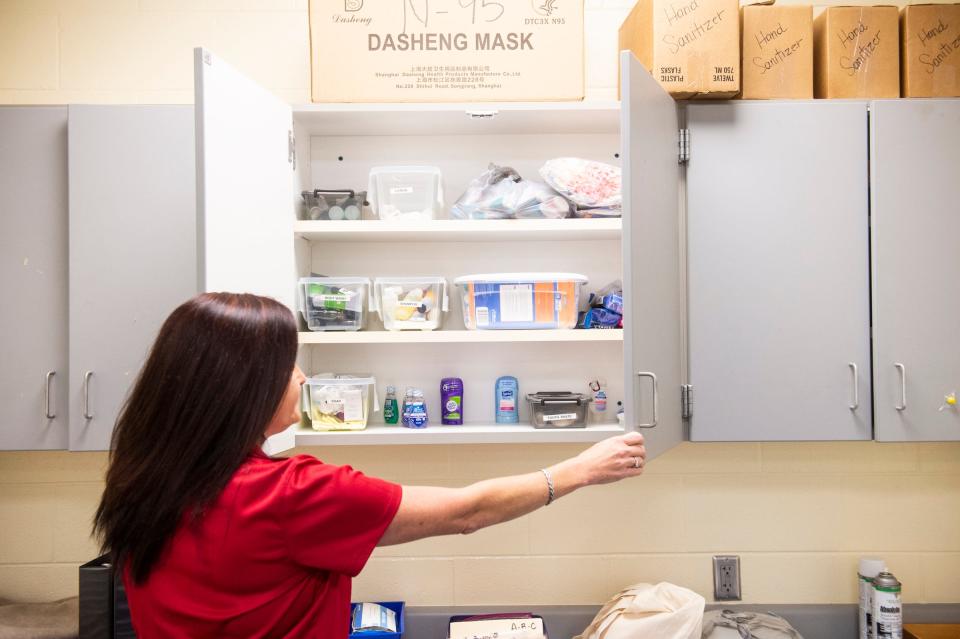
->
xmin=454 ymin=273 xmax=588 ymax=330
xmin=349 ymin=601 xmax=404 ymax=638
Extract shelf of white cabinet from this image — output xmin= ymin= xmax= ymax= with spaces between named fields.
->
xmin=298 ymin=329 xmax=623 ymax=345
xmin=293 ymin=218 xmax=622 ymax=243
xmin=291 ymin=101 xmax=620 ymax=137
xmin=293 ymin=422 xmax=625 ymax=446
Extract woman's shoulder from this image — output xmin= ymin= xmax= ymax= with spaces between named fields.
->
xmin=240 ymin=451 xmax=349 ymax=486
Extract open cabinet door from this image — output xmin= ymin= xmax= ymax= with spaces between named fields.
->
xmin=194 ymin=48 xmax=296 ymax=309
xmin=620 ymin=52 xmax=684 ymax=461
xmin=195 ymin=48 xmax=297 ymax=455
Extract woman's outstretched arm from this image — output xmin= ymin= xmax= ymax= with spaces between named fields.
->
xmin=378 ymin=432 xmax=646 ymax=546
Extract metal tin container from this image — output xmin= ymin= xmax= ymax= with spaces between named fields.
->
xmin=526 ymin=392 xmax=591 ymax=429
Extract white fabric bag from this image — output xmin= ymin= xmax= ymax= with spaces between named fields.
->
xmin=575 ymin=582 xmax=705 ymax=639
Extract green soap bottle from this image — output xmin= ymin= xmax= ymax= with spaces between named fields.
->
xmin=383 ymin=386 xmax=399 ymax=425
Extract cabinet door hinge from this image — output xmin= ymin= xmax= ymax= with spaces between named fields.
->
xmin=288 ymin=130 xmax=296 ymax=170
xmin=681 ymin=384 xmax=693 ymax=419
xmin=678 ymin=128 xmax=690 ymax=164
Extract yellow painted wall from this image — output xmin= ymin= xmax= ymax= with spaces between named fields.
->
xmin=2 ymin=0 xmax=959 ymax=608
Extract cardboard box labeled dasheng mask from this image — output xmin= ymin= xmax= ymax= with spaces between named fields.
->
xmin=814 ymin=6 xmax=900 ymax=98
xmin=901 ymin=4 xmax=960 ymax=97
xmin=619 ymin=0 xmax=740 ymax=98
xmin=309 ymin=0 xmax=584 ymax=103
xmin=742 ymin=4 xmax=813 ymax=99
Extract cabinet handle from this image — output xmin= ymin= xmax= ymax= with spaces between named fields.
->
xmin=848 ymin=363 xmax=859 ymax=411
xmin=44 ymin=371 xmax=56 ymax=419
xmin=635 ymin=371 xmax=658 ymax=428
xmin=83 ymin=371 xmax=94 ymax=420
xmin=894 ymin=363 xmax=906 ymax=411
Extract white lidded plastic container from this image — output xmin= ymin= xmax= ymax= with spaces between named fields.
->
xmin=302 ymin=374 xmax=378 ymax=431
xmin=298 ymin=277 xmax=370 ymax=331
xmin=454 ymin=273 xmax=588 ymax=330
xmin=368 ymin=166 xmax=443 ymax=221
xmin=373 ymin=277 xmax=449 ymax=331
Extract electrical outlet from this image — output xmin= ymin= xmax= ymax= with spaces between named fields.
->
xmin=713 ymin=555 xmax=741 ymax=601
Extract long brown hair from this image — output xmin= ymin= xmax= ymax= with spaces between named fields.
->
xmin=94 ymin=292 xmax=298 ymax=584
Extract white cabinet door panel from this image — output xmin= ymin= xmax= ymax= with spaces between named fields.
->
xmin=0 ymin=107 xmax=69 ymax=450
xmin=872 ymin=99 xmax=960 ymax=442
xmin=687 ymin=101 xmax=872 ymax=441
xmin=194 ymin=48 xmax=296 ymax=310
xmin=621 ymin=52 xmax=684 ymax=460
xmin=68 ymin=106 xmax=197 ymax=451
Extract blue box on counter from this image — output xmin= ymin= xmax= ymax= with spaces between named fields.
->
xmin=349 ymin=601 xmax=405 ymax=638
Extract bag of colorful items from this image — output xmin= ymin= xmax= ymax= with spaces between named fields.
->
xmin=579 ymin=281 xmax=623 ymax=329
xmin=539 ymin=157 xmax=622 ymax=218
xmin=451 ymin=163 xmax=574 ymax=220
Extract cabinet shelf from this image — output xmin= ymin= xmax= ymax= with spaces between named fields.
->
xmin=292 ymin=101 xmax=620 ymax=136
xmin=293 ymin=218 xmax=621 ymax=243
xmin=298 ymin=329 xmax=623 ymax=345
xmin=293 ymin=423 xmax=625 ymax=446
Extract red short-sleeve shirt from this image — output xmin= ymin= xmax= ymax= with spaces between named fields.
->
xmin=123 ymin=451 xmax=402 ymax=638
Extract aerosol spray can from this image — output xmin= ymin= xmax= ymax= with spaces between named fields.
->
xmin=859 ymin=558 xmax=887 ymax=639
xmin=873 ymin=571 xmax=903 ymax=639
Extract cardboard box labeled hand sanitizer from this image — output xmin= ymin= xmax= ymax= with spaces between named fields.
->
xmin=900 ymin=3 xmax=960 ymax=97
xmin=619 ymin=0 xmax=741 ymax=99
xmin=741 ymin=4 xmax=813 ymax=99
xmin=814 ymin=6 xmax=900 ymax=98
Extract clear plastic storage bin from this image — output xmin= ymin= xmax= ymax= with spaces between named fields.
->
xmin=303 ymin=375 xmax=378 ymax=431
xmin=454 ymin=273 xmax=588 ymax=330
xmin=526 ymin=392 xmax=591 ymax=428
xmin=299 ymin=277 xmax=370 ymax=331
xmin=300 ymin=189 xmax=366 ymax=221
xmin=368 ymin=166 xmax=443 ymax=220
xmin=373 ymin=277 xmax=449 ymax=331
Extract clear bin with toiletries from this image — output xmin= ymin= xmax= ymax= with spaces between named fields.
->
xmin=526 ymin=391 xmax=591 ymax=428
xmin=303 ymin=374 xmax=378 ymax=431
xmin=298 ymin=277 xmax=370 ymax=331
xmin=454 ymin=273 xmax=588 ymax=330
xmin=373 ymin=277 xmax=449 ymax=331
xmin=368 ymin=166 xmax=443 ymax=220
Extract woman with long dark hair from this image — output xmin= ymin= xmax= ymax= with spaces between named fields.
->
xmin=94 ymin=292 xmax=646 ymax=638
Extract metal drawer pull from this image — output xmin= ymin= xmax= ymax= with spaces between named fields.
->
xmin=848 ymin=363 xmax=859 ymax=411
xmin=894 ymin=363 xmax=906 ymax=411
xmin=45 ymin=371 xmax=56 ymax=419
xmin=635 ymin=371 xmax=658 ymax=428
xmin=83 ymin=371 xmax=94 ymax=420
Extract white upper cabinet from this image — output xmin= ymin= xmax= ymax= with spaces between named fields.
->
xmin=620 ymin=52 xmax=684 ymax=460
xmin=194 ymin=48 xmax=297 ymax=310
xmin=871 ymin=99 xmax=960 ymax=442
xmin=686 ymin=101 xmax=872 ymax=441
xmin=0 ymin=107 xmax=69 ymax=450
